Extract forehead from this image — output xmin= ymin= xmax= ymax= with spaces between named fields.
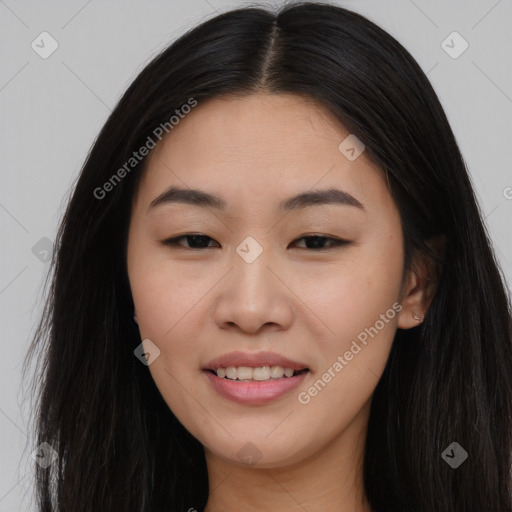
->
xmin=135 ymin=93 xmax=390 ymax=215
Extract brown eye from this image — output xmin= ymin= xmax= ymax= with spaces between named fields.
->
xmin=162 ymin=234 xmax=220 ymax=249
xmin=291 ymin=235 xmax=350 ymax=250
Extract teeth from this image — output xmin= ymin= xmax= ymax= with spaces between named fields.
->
xmin=214 ymin=365 xmax=301 ymax=381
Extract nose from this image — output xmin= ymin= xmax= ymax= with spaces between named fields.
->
xmin=212 ymin=242 xmax=294 ymax=335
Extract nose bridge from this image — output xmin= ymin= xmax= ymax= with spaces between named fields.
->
xmin=231 ymin=234 xmax=276 ymax=299
xmin=213 ymin=234 xmax=292 ymax=333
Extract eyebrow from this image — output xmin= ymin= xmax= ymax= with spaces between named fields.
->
xmin=147 ymin=185 xmax=365 ymax=213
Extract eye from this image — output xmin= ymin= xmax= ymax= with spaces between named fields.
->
xmin=162 ymin=234 xmax=220 ymax=249
xmin=291 ymin=235 xmax=350 ymax=250
xmin=162 ymin=233 xmax=350 ymax=251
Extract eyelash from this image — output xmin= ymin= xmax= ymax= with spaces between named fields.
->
xmin=161 ymin=233 xmax=351 ymax=251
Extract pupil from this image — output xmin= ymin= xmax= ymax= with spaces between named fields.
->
xmin=189 ymin=235 xmax=210 ymax=248
xmin=306 ymin=236 xmax=326 ymax=249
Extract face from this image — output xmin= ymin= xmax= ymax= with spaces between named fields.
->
xmin=127 ymin=92 xmax=414 ymax=469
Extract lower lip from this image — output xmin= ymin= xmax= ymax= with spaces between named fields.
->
xmin=202 ymin=370 xmax=309 ymax=405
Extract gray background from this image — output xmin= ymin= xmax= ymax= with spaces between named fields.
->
xmin=1 ymin=0 xmax=511 ymax=510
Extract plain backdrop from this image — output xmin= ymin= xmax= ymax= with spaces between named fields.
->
xmin=0 ymin=0 xmax=511 ymax=510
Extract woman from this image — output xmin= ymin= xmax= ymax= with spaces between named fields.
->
xmin=24 ymin=2 xmax=512 ymax=511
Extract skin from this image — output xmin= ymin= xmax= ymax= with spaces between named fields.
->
xmin=127 ymin=92 xmax=435 ymax=512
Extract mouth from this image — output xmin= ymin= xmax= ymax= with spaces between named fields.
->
xmin=205 ymin=367 xmax=310 ymax=382
xmin=202 ymin=366 xmax=310 ymax=405
xmin=202 ymin=352 xmax=311 ymax=403
xmin=203 ymin=351 xmax=310 ymax=379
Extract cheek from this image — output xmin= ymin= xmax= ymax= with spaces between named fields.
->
xmin=299 ymin=233 xmax=403 ymax=394
xmin=293 ymin=262 xmax=402 ymax=432
xmin=129 ymin=263 xmax=208 ymax=412
xmin=128 ymin=232 xmax=202 ymax=331
xmin=128 ymin=246 xmax=223 ymax=386
xmin=306 ymin=243 xmax=402 ymax=336
xmin=131 ymin=265 xmax=208 ymax=342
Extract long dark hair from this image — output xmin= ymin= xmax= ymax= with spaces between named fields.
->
xmin=24 ymin=2 xmax=512 ymax=511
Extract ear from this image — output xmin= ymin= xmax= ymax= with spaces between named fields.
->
xmin=133 ymin=308 xmax=138 ymax=325
xmin=397 ymin=234 xmax=445 ymax=329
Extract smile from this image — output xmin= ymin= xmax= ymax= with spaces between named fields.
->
xmin=209 ymin=365 xmax=309 ymax=381
xmin=203 ymin=367 xmax=310 ymax=405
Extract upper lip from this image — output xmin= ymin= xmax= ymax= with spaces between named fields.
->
xmin=204 ymin=351 xmax=309 ymax=371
